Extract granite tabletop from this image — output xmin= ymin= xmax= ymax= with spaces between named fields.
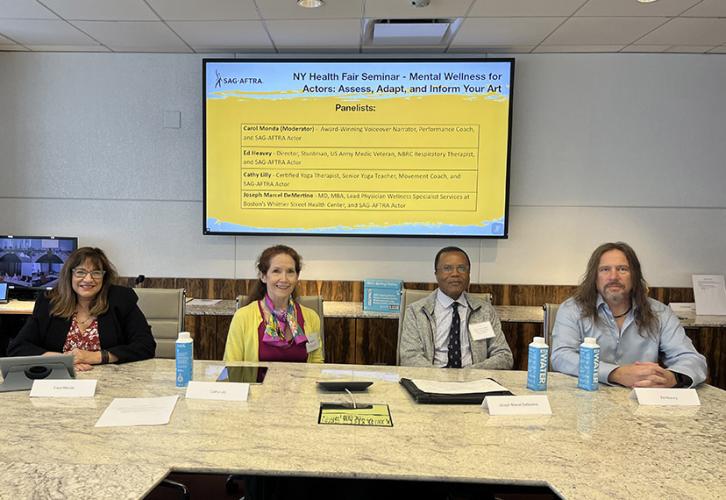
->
xmin=1 ymin=359 xmax=723 ymax=499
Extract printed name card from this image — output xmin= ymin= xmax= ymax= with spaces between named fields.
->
xmin=30 ymin=379 xmax=97 ymax=398
xmin=630 ymin=388 xmax=700 ymax=406
xmin=185 ymin=381 xmax=249 ymax=401
xmin=482 ymin=395 xmax=552 ymax=416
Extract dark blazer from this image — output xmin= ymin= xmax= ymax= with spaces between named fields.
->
xmin=8 ymin=285 xmax=156 ymax=363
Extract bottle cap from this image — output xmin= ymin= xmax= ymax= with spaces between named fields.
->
xmin=532 ymin=336 xmax=546 ymax=346
xmin=178 ymin=331 xmax=191 ymax=341
xmin=583 ymin=337 xmax=598 ymax=346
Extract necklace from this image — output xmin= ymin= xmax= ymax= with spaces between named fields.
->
xmin=613 ymin=306 xmax=632 ymax=319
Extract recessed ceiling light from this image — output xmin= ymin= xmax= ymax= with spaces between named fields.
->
xmin=297 ymin=0 xmax=324 ymax=8
xmin=637 ymin=0 xmax=658 ymax=3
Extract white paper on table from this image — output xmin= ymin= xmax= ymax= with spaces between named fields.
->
xmin=320 ymin=368 xmax=400 ymax=382
xmin=692 ymin=275 xmax=726 ymax=316
xmin=410 ymin=378 xmax=508 ymax=395
xmin=30 ymin=379 xmax=97 ymax=398
xmin=185 ymin=381 xmax=249 ymax=401
xmin=95 ymin=395 xmax=179 ymax=427
xmin=186 ymin=299 xmax=222 ymax=306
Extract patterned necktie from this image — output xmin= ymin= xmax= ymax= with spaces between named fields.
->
xmin=446 ymin=302 xmax=462 ymax=368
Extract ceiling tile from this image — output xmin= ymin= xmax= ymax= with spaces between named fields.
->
xmin=168 ymin=21 xmax=272 ymax=51
xmin=678 ymin=0 xmax=726 ymax=18
xmin=365 ymin=0 xmax=474 ymax=19
xmin=72 ymin=21 xmax=191 ymax=52
xmin=41 ymin=0 xmax=158 ymax=21
xmin=482 ymin=46 xmax=534 ymax=54
xmin=533 ymin=44 xmax=625 ymax=53
xmin=664 ymin=45 xmax=716 ymax=54
xmin=452 ymin=17 xmax=564 ymax=47
xmin=620 ymin=44 xmax=670 ymax=53
xmin=0 ymin=19 xmax=95 ymax=44
xmin=0 ymin=0 xmax=58 ymax=19
xmin=637 ymin=18 xmax=726 ymax=46
xmin=147 ymin=0 xmax=260 ymax=21
xmin=266 ymin=19 xmax=361 ymax=50
xmin=469 ymin=0 xmax=586 ymax=17
xmin=576 ymin=0 xmax=701 ymax=17
xmin=257 ymin=0 xmax=363 ymax=20
xmin=27 ymin=43 xmax=109 ymax=51
xmin=543 ymin=17 xmax=666 ymax=45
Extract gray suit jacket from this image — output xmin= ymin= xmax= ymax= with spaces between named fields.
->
xmin=399 ymin=290 xmax=513 ymax=369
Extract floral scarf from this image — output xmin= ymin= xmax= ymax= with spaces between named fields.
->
xmin=261 ymin=294 xmax=307 ymax=347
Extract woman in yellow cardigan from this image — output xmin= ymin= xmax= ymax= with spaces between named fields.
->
xmin=223 ymin=245 xmax=323 ymax=363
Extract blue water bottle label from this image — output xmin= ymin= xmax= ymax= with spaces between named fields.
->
xmin=176 ymin=342 xmax=193 ymax=387
xmin=578 ymin=346 xmax=600 ymax=391
xmin=527 ymin=346 xmax=549 ymax=391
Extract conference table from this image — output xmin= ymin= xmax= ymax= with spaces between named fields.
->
xmin=1 ymin=359 xmax=724 ymax=499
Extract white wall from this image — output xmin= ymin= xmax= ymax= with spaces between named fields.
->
xmin=1 ymin=52 xmax=724 ymax=287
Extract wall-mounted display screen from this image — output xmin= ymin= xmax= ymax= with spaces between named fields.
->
xmin=0 ymin=236 xmax=78 ymax=290
xmin=204 ymin=58 xmax=514 ymax=237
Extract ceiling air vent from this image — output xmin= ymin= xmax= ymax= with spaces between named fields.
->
xmin=363 ymin=18 xmax=462 ymax=49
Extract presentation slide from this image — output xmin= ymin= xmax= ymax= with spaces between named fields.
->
xmin=204 ymin=59 xmax=513 ymax=237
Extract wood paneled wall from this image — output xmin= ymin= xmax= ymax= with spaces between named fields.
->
xmin=121 ymin=277 xmax=693 ymax=306
xmin=126 ymin=277 xmax=721 ymax=389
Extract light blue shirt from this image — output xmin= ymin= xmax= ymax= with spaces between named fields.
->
xmin=551 ymin=296 xmax=707 ymax=387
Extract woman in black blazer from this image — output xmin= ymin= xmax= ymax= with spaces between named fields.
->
xmin=8 ymin=247 xmax=155 ymax=370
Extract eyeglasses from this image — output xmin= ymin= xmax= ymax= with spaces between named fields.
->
xmin=437 ymin=264 xmax=470 ymax=274
xmin=72 ymin=268 xmax=106 ymax=280
xmin=597 ymin=265 xmax=630 ymax=275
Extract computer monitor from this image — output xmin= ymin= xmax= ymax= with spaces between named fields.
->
xmin=0 ymin=235 xmax=78 ymax=299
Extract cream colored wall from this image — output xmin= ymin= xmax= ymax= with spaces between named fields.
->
xmin=1 ymin=52 xmax=724 ymax=286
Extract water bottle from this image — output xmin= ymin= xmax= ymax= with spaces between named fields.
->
xmin=526 ymin=336 xmax=549 ymax=391
xmin=175 ymin=331 xmax=193 ymax=388
xmin=577 ymin=337 xmax=600 ymax=391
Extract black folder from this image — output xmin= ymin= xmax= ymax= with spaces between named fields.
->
xmin=400 ymin=377 xmax=513 ymax=404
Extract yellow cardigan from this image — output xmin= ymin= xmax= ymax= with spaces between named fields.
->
xmin=223 ymin=300 xmax=324 ymax=363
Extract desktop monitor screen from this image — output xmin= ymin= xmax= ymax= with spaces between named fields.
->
xmin=0 ymin=236 xmax=78 ymax=291
xmin=204 ymin=58 xmax=514 ymax=238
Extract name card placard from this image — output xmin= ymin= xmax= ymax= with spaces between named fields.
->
xmin=630 ymin=388 xmax=700 ymax=406
xmin=185 ymin=381 xmax=249 ymax=401
xmin=30 ymin=379 xmax=97 ymax=398
xmin=482 ymin=395 xmax=552 ymax=416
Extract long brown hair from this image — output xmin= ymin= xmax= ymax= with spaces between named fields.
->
xmin=49 ymin=247 xmax=119 ymax=319
xmin=246 ymin=245 xmax=303 ymax=305
xmin=573 ymin=242 xmax=658 ymax=337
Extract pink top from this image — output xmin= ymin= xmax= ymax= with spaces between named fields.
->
xmin=63 ymin=314 xmax=100 ymax=353
xmin=257 ymin=301 xmax=308 ymax=362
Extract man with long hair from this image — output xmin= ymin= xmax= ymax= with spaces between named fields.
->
xmin=551 ymin=242 xmax=707 ymax=388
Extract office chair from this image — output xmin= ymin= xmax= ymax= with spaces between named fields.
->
xmin=134 ymin=288 xmax=188 ymax=497
xmin=396 ymin=289 xmax=492 ymax=365
xmin=542 ymin=303 xmax=561 ymax=345
xmin=134 ymin=288 xmax=185 ymax=359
